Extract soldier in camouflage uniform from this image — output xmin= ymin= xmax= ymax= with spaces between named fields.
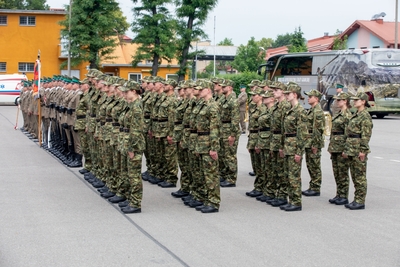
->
xmin=219 ymin=79 xmax=240 ymax=187
xmin=328 ymin=92 xmax=352 ymax=205
xmin=140 ymin=76 xmax=153 ymax=181
xmin=343 ymin=92 xmax=373 ymax=210
xmin=254 ymin=90 xmax=275 ymax=202
xmin=281 ymin=83 xmax=307 ymax=212
xmin=246 ymin=87 xmax=266 ymax=198
xmin=331 ymin=83 xmax=344 ymax=117
xmin=302 ymin=89 xmax=325 ymax=196
xmin=267 ymin=81 xmax=291 ymax=207
xmin=247 ymin=80 xmax=261 ymax=177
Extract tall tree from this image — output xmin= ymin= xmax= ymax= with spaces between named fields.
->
xmin=288 ymin=26 xmax=307 ymax=53
xmin=174 ymin=0 xmax=218 ymax=81
xmin=232 ymin=37 xmax=265 ymax=73
xmin=0 ymin=0 xmax=48 ymax=9
xmin=218 ymin=37 xmax=234 ymax=46
xmin=59 ymin=0 xmax=129 ymax=69
xmin=332 ymin=29 xmax=348 ymax=50
xmin=131 ymin=0 xmax=177 ymax=76
xmin=272 ymin=33 xmax=293 ymax=48
xmin=256 ymin=37 xmax=274 ymax=50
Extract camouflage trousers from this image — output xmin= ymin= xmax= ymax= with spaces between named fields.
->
xmin=260 ymin=149 xmax=274 ymax=197
xmin=189 ymin=151 xmax=206 ymax=202
xmin=331 ymin=153 xmax=350 ymax=198
xmin=109 ymin=145 xmax=121 ymax=193
xmin=116 ymin=152 xmax=129 ymax=199
xmin=78 ymin=130 xmax=92 ymax=171
xmin=285 ymin=155 xmax=302 ymax=206
xmin=127 ymin=152 xmax=143 ymax=208
xmin=249 ymin=149 xmax=263 ymax=191
xmin=71 ymin=127 xmax=81 ymax=154
xmin=156 ymin=138 xmax=178 ymax=184
xmin=42 ymin=117 xmax=50 ymax=144
xmin=177 ymin=145 xmax=190 ymax=193
xmin=88 ymin=134 xmax=99 ymax=174
xmin=143 ymin=133 xmax=153 ymax=175
xmin=199 ymin=154 xmax=220 ymax=209
xmin=305 ymin=148 xmax=322 ymax=192
xmin=349 ymin=155 xmax=368 ymax=204
xmin=271 ymin=150 xmax=288 ymax=199
xmin=102 ymin=140 xmax=114 ymax=188
xmin=219 ymin=137 xmax=239 ymax=184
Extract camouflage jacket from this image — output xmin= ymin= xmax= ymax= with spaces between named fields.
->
xmin=328 ymin=109 xmax=352 ymax=153
xmin=220 ymin=92 xmax=240 ymax=138
xmin=150 ymin=93 xmax=164 ymax=134
xmin=304 ymin=104 xmax=325 ymax=149
xmin=247 ymin=103 xmax=266 ymax=150
xmin=195 ymin=98 xmax=220 ymax=154
xmin=343 ymin=109 xmax=373 ymax=156
xmin=283 ymin=103 xmax=307 ymax=156
xmin=95 ymin=95 xmax=113 ymax=140
xmin=103 ymin=97 xmax=119 ymax=141
xmin=110 ymin=98 xmax=126 ymax=146
xmin=173 ymin=98 xmax=188 ymax=143
xmin=155 ymin=93 xmax=177 ymax=138
xmin=270 ymin=100 xmax=291 ymax=151
xmin=256 ymin=106 xmax=272 ymax=150
xmin=188 ymin=98 xmax=204 ymax=151
xmin=125 ymin=99 xmax=145 ymax=153
xmin=117 ymin=103 xmax=130 ymax=153
xmin=87 ymin=90 xmax=102 ymax=133
xmin=142 ymin=91 xmax=154 ymax=132
xmin=181 ymin=97 xmax=195 ymax=149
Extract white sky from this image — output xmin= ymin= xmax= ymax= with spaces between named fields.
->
xmin=47 ymin=0 xmax=399 ymax=46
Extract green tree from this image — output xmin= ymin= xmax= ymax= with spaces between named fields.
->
xmin=174 ymin=0 xmax=218 ymax=81
xmin=59 ymin=0 xmax=129 ymax=69
xmin=232 ymin=37 xmax=265 ymax=73
xmin=0 ymin=0 xmax=49 ymax=9
xmin=256 ymin=37 xmax=274 ymax=50
xmin=218 ymin=37 xmax=234 ymax=46
xmin=131 ymin=0 xmax=177 ymax=76
xmin=332 ymin=29 xmax=348 ymax=50
xmin=272 ymin=33 xmax=293 ymax=48
xmin=220 ymin=71 xmax=263 ymax=96
xmin=288 ymin=26 xmax=307 ymax=53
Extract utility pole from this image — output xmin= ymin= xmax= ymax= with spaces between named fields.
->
xmin=67 ymin=0 xmax=72 ymax=76
xmin=396 ymin=0 xmax=399 ymax=49
xmin=213 ymin=16 xmax=216 ymax=77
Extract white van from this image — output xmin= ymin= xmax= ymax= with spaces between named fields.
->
xmin=0 ymin=74 xmax=27 ymax=105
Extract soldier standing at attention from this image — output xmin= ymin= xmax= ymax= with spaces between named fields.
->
xmin=237 ymin=85 xmax=247 ymax=134
xmin=328 ymin=92 xmax=352 ymax=205
xmin=194 ymin=80 xmax=220 ymax=213
xmin=219 ymin=79 xmax=240 ymax=187
xmin=342 ymin=92 xmax=373 ymax=210
xmin=302 ymin=89 xmax=325 ymax=197
xmin=281 ymin=83 xmax=307 ymax=212
xmin=245 ymin=87 xmax=266 ymax=198
xmin=331 ymin=83 xmax=344 ymax=117
xmin=247 ymin=80 xmax=261 ymax=177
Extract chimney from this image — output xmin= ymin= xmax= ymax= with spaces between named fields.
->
xmin=324 ymin=32 xmax=329 ymax=37
xmin=375 ymin=18 xmax=383 ymax=24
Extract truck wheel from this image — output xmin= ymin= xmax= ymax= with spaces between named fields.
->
xmin=376 ymin=114 xmax=385 ymax=119
xmin=14 ymin=97 xmax=20 ymax=106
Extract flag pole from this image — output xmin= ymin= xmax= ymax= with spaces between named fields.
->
xmin=37 ymin=50 xmax=42 ymax=147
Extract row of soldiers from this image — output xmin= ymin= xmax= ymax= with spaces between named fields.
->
xmin=244 ymin=79 xmax=373 ymax=211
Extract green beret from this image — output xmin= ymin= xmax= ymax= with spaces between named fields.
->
xmin=336 ymin=83 xmax=344 ymax=89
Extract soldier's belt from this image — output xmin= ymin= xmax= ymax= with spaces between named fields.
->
xmin=77 ymin=115 xmax=86 ymax=119
xmin=144 ymin=115 xmax=151 ymax=119
xmin=221 ymin=120 xmax=231 ymax=123
xmin=197 ymin=131 xmax=210 ymax=136
xmin=100 ymin=121 xmax=106 ymax=126
xmin=96 ymin=119 xmax=100 ymax=122
xmin=184 ymin=124 xmax=190 ymax=128
xmin=55 ymin=106 xmax=59 ymax=111
xmin=249 ymin=129 xmax=259 ymax=133
xmin=285 ymin=133 xmax=297 ymax=137
xmin=332 ymin=131 xmax=344 ymax=135
xmin=50 ymin=103 xmax=55 ymax=108
xmin=158 ymin=118 xmax=168 ymax=122
xmin=62 ymin=108 xmax=67 ymax=113
xmin=112 ymin=122 xmax=120 ymax=127
xmin=46 ymin=105 xmax=50 ymax=108
xmin=152 ymin=118 xmax=158 ymax=121
xmin=174 ymin=121 xmax=183 ymax=125
xmin=348 ymin=134 xmax=361 ymax=138
xmin=272 ymin=130 xmax=282 ymax=134
xmin=119 ymin=127 xmax=124 ymax=132
xmin=190 ymin=129 xmax=197 ymax=134
xmin=67 ymin=109 xmax=75 ymax=115
xmin=123 ymin=128 xmax=130 ymax=133
xmin=259 ymin=127 xmax=270 ymax=132
xmin=145 ymin=112 xmax=151 ymax=115
xmin=308 ymin=130 xmax=313 ymax=134
xmin=90 ymin=114 xmax=96 ymax=117
xmin=105 ymin=118 xmax=112 ymax=122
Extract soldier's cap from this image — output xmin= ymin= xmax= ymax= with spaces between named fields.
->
xmin=140 ymin=76 xmax=149 ymax=82
xmin=304 ymin=89 xmax=323 ymax=99
xmin=211 ymin=77 xmax=225 ymax=84
xmin=80 ymin=78 xmax=89 ymax=84
xmin=71 ymin=76 xmax=81 ymax=84
xmin=336 ymin=83 xmax=344 ymax=89
xmin=240 ymin=84 xmax=246 ymax=89
xmin=260 ymin=90 xmax=274 ymax=98
xmin=221 ymin=79 xmax=235 ymax=87
xmin=248 ymin=86 xmax=264 ymax=95
xmin=194 ymin=79 xmax=214 ymax=90
xmin=283 ymin=83 xmax=304 ymax=99
xmin=269 ymin=81 xmax=286 ymax=90
xmin=333 ymin=92 xmax=350 ymax=100
xmin=126 ymin=80 xmax=141 ymax=91
xmin=176 ymin=80 xmax=185 ymax=90
xmin=118 ymin=86 xmax=128 ymax=92
xmin=185 ymin=80 xmax=196 ymax=88
xmin=113 ymin=78 xmax=125 ymax=86
xmin=101 ymin=76 xmax=112 ymax=86
xmin=350 ymin=92 xmax=370 ymax=107
xmin=64 ymin=76 xmax=72 ymax=83
xmin=260 ymin=80 xmax=271 ymax=87
xmin=163 ymin=79 xmax=178 ymax=87
xmin=153 ymin=76 xmax=165 ymax=83
xmin=248 ymin=80 xmax=261 ymax=87
xmin=95 ymin=74 xmax=108 ymax=81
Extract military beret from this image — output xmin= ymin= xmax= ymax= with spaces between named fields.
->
xmin=336 ymin=83 xmax=344 ymax=89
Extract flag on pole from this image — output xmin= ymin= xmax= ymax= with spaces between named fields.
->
xmin=33 ymin=51 xmax=41 ymax=96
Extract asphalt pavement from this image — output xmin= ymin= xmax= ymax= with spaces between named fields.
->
xmin=1 ymin=105 xmax=400 ymax=267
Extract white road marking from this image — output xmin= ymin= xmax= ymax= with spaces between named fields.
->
xmin=374 ymin=157 xmax=384 ymax=159
xmin=390 ymin=160 xmax=400 ymax=163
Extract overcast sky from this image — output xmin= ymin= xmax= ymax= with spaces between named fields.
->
xmin=47 ymin=0 xmax=399 ymax=46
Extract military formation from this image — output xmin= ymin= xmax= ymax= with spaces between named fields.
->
xmin=18 ymin=72 xmax=373 ymax=213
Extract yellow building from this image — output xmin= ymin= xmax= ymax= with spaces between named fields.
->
xmin=0 ymin=9 xmax=183 ymax=81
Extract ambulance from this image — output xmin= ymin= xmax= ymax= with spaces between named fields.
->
xmin=0 ymin=74 xmax=27 ymax=105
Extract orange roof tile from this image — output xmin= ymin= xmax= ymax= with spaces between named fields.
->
xmin=340 ymin=20 xmax=400 ymax=44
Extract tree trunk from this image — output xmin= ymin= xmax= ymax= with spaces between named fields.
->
xmin=151 ymin=6 xmax=160 ymax=76
xmin=178 ymin=15 xmax=194 ymax=82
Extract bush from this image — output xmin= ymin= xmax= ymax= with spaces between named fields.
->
xmin=219 ymin=71 xmax=263 ymax=96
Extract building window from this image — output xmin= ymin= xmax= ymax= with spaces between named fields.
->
xmin=145 ymin=60 xmax=153 ymax=65
xmin=129 ymin=73 xmax=142 ymax=82
xmin=166 ymin=74 xmax=178 ymax=81
xmin=0 ymin=62 xmax=6 ymax=72
xmin=20 ymin=16 xmax=36 ymax=26
xmin=0 ymin=16 xmax=7 ymax=25
xmin=18 ymin=62 xmax=35 ymax=72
